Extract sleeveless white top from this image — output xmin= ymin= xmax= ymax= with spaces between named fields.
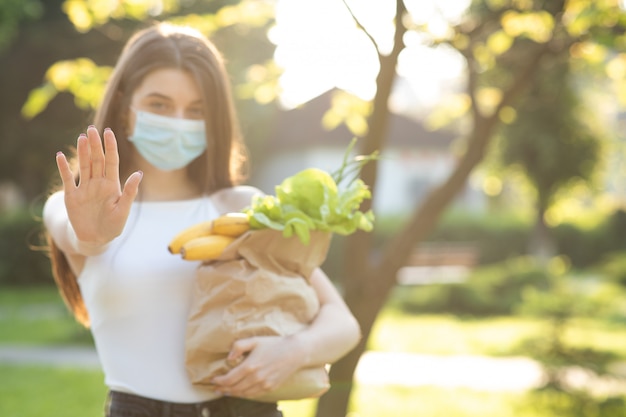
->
xmin=78 ymin=196 xmax=220 ymax=403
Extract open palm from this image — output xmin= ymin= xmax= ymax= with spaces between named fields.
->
xmin=56 ymin=126 xmax=142 ymax=246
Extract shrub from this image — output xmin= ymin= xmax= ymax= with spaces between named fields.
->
xmin=596 ymin=250 xmax=626 ymax=287
xmin=0 ymin=210 xmax=53 ymax=286
xmin=374 ymin=208 xmax=626 ymax=270
xmin=428 ymin=211 xmax=531 ymax=265
xmin=391 ymin=256 xmax=551 ymax=316
xmin=552 ymin=221 xmax=611 ymax=269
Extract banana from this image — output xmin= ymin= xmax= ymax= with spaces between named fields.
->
xmin=211 ymin=212 xmax=250 ymax=237
xmin=181 ymin=235 xmax=236 ymax=261
xmin=168 ymin=213 xmax=249 ymax=256
xmin=168 ymin=220 xmax=214 ymax=254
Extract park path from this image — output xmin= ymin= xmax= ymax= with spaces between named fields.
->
xmin=0 ymin=344 xmax=547 ymax=391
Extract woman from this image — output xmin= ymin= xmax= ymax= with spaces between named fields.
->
xmin=43 ymin=23 xmax=361 ymax=417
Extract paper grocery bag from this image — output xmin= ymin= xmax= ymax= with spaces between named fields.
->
xmin=185 ymin=229 xmax=332 ymax=402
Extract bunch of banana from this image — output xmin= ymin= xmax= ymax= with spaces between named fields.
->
xmin=168 ymin=213 xmax=251 ymax=261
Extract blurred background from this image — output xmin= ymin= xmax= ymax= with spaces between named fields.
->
xmin=2 ymin=0 xmax=626 ymax=416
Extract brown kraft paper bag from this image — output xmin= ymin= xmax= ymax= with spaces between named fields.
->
xmin=185 ymin=229 xmax=333 ymax=402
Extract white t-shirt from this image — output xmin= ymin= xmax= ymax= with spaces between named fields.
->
xmin=77 ymin=196 xmax=221 ymax=403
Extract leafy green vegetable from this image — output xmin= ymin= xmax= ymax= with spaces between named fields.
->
xmin=245 ymin=140 xmax=376 ymax=244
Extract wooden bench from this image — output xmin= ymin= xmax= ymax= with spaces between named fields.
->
xmin=397 ymin=242 xmax=479 ymax=285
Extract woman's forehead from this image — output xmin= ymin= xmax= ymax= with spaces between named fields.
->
xmin=133 ymin=68 xmax=202 ymax=103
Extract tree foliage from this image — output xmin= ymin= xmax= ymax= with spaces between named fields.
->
xmin=0 ymin=0 xmax=277 ymax=200
xmin=0 ymin=0 xmax=43 ymax=51
xmin=500 ymin=57 xmax=603 ymax=212
xmin=21 ymin=0 xmax=276 ymax=120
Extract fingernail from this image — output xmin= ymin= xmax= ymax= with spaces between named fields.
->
xmin=56 ymin=151 xmax=63 ymax=157
xmin=79 ymin=133 xmax=87 ymax=138
xmin=88 ymin=125 xmax=95 ymax=129
xmin=104 ymin=127 xmax=111 ymax=132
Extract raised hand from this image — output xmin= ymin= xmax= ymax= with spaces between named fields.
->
xmin=56 ymin=126 xmax=142 ymax=248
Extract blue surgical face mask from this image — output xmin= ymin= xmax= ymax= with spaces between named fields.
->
xmin=128 ymin=110 xmax=207 ymax=171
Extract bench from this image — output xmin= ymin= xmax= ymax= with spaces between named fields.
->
xmin=397 ymin=242 xmax=479 ymax=285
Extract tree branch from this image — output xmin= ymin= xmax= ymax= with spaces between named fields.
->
xmin=341 ymin=0 xmax=380 ymax=55
xmin=373 ymin=35 xmax=554 ymax=287
xmin=358 ymin=0 xmax=407 ymax=199
xmin=341 ymin=0 xmax=407 ymax=294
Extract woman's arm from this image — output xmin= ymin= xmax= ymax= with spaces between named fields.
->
xmin=288 ymin=268 xmax=362 ymax=367
xmin=211 ymin=268 xmax=361 ymax=398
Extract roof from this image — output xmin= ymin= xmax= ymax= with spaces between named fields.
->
xmin=263 ymin=89 xmax=456 ymax=150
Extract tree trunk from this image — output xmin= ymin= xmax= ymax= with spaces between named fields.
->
xmin=314 ymin=2 xmax=407 ymax=415
xmin=315 ymin=3 xmax=555 ymax=417
xmin=314 ymin=120 xmax=498 ymax=417
xmin=529 ymin=199 xmax=556 ymax=265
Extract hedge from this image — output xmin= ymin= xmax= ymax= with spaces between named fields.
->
xmin=0 ymin=210 xmax=54 ymax=286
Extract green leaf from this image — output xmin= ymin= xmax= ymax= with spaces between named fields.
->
xmin=249 ymin=212 xmax=285 ymax=231
xmin=275 ymin=168 xmax=338 ymax=221
xmin=21 ymin=82 xmax=57 ymax=119
xmin=245 ymin=142 xmax=376 ymax=244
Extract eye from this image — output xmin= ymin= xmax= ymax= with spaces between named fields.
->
xmin=147 ymin=101 xmax=171 ymax=113
xmin=186 ymin=107 xmax=205 ymax=120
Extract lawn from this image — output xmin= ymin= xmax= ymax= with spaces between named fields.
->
xmin=0 ymin=363 xmax=545 ymax=417
xmin=0 ymin=364 xmax=107 ymax=417
xmin=0 ymin=287 xmax=93 ymax=346
xmin=370 ymin=308 xmax=626 ymax=357
xmin=2 ymin=287 xmax=626 ymax=417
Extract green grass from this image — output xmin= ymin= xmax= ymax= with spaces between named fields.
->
xmin=2 ymin=287 xmax=626 ymax=417
xmin=559 ymin=317 xmax=626 ymax=357
xmin=0 ymin=364 xmax=106 ymax=417
xmin=0 ymin=363 xmax=535 ymax=417
xmin=368 ymin=309 xmax=546 ymax=355
xmin=369 ymin=308 xmax=626 ymax=358
xmin=0 ymin=364 xmax=552 ymax=417
xmin=0 ymin=287 xmax=93 ymax=345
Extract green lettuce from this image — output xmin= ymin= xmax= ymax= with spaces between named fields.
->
xmin=244 ymin=142 xmax=376 ymax=244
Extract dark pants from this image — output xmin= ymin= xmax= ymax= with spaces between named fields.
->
xmin=104 ymin=390 xmax=284 ymax=417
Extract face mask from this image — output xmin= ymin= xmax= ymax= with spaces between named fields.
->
xmin=128 ymin=110 xmax=207 ymax=171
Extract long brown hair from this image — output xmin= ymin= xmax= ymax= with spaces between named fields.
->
xmin=48 ymin=23 xmax=248 ymax=327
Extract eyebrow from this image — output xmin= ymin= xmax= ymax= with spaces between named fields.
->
xmin=144 ymin=93 xmax=203 ymax=104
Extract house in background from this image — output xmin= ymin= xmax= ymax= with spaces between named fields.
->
xmin=251 ymin=90 xmax=485 ymax=217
